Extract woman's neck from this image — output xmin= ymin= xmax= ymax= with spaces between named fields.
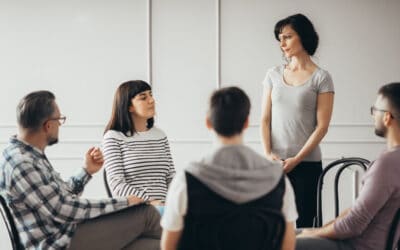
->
xmin=132 ymin=115 xmax=148 ymax=132
xmin=287 ymin=53 xmax=315 ymax=71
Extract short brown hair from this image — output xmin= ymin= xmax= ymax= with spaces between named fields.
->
xmin=17 ymin=91 xmax=55 ymax=132
xmin=378 ymin=82 xmax=400 ymax=120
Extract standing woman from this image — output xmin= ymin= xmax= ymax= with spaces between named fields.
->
xmin=261 ymin=14 xmax=334 ymax=227
xmin=103 ymin=80 xmax=175 ymax=212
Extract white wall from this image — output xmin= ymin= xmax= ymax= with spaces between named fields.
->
xmin=1 ymin=0 xmax=400 ymax=247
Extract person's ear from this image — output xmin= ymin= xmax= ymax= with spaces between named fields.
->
xmin=129 ymin=104 xmax=135 ymax=113
xmin=42 ymin=120 xmax=51 ymax=132
xmin=383 ymin=112 xmax=392 ymax=126
xmin=243 ymin=116 xmax=250 ymax=130
xmin=206 ymin=116 xmax=213 ymax=130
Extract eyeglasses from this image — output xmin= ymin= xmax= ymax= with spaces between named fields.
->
xmin=370 ymin=106 xmax=394 ymax=118
xmin=47 ymin=115 xmax=67 ymax=125
xmin=370 ymin=106 xmax=387 ymax=115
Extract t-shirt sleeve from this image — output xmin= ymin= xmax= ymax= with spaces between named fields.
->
xmin=160 ymin=171 xmax=187 ymax=231
xmin=281 ymin=177 xmax=298 ymax=223
xmin=262 ymin=69 xmax=274 ymax=89
xmin=318 ymin=71 xmax=335 ymax=94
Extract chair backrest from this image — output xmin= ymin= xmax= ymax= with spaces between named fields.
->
xmin=103 ymin=169 xmax=112 ymax=198
xmin=386 ymin=208 xmax=400 ymax=250
xmin=0 ymin=195 xmax=22 ymax=250
xmin=314 ymin=157 xmax=370 ymax=227
xmin=214 ymin=207 xmax=286 ymax=250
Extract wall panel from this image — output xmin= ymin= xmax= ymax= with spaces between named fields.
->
xmin=151 ymin=0 xmax=217 ymax=141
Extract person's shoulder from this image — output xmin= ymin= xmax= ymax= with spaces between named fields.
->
xmin=266 ymin=65 xmax=283 ymax=75
xmin=315 ymin=67 xmax=333 ymax=82
xmin=2 ymin=149 xmax=18 ymax=167
xmin=103 ymin=130 xmax=126 ymax=140
xmin=148 ymin=126 xmax=168 ymax=139
xmin=1 ymin=145 xmax=35 ymax=175
xmin=374 ymin=147 xmax=400 ymax=170
xmin=173 ymin=169 xmax=187 ymax=183
xmin=167 ymin=169 xmax=187 ymax=193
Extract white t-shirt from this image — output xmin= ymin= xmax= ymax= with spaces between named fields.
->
xmin=161 ymin=170 xmax=298 ymax=231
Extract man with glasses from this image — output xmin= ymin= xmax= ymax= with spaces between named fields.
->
xmin=0 ymin=91 xmax=161 ymax=250
xmin=296 ymin=82 xmax=400 ymax=250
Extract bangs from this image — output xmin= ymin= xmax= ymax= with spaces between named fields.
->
xmin=128 ymin=80 xmax=152 ymax=99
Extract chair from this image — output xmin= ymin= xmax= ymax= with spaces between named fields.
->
xmin=0 ymin=195 xmax=23 ymax=250
xmin=103 ymin=169 xmax=112 ymax=198
xmin=313 ymin=157 xmax=370 ymax=227
xmin=386 ymin=208 xmax=400 ymax=250
xmin=215 ymin=207 xmax=286 ymax=250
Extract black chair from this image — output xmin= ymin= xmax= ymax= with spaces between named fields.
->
xmin=313 ymin=157 xmax=370 ymax=227
xmin=214 ymin=207 xmax=286 ymax=250
xmin=0 ymin=195 xmax=23 ymax=250
xmin=386 ymin=208 xmax=400 ymax=250
xmin=103 ymin=169 xmax=112 ymax=198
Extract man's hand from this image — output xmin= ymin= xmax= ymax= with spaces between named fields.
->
xmin=127 ymin=195 xmax=145 ymax=206
xmin=85 ymin=147 xmax=104 ymax=175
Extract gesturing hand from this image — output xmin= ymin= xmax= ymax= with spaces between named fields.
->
xmin=85 ymin=147 xmax=104 ymax=175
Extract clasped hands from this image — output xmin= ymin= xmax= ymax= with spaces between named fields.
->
xmin=267 ymin=153 xmax=301 ymax=173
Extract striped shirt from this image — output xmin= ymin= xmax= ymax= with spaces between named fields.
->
xmin=0 ymin=136 xmax=129 ymax=250
xmin=103 ymin=127 xmax=175 ymax=202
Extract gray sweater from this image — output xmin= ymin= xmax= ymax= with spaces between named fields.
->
xmin=334 ymin=146 xmax=400 ymax=250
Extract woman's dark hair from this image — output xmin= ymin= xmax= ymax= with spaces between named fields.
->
xmin=378 ymin=82 xmax=400 ymax=120
xmin=104 ymin=80 xmax=154 ymax=136
xmin=208 ymin=86 xmax=250 ymax=137
xmin=17 ymin=90 xmax=56 ymax=132
xmin=274 ymin=13 xmax=319 ymax=56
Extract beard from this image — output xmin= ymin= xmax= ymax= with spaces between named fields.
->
xmin=374 ymin=126 xmax=386 ymax=138
xmin=47 ymin=136 xmax=58 ymax=146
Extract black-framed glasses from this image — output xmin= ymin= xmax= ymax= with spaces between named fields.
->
xmin=370 ymin=106 xmax=394 ymax=118
xmin=47 ymin=115 xmax=67 ymax=125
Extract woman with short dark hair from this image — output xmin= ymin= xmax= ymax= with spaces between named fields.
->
xmin=261 ymin=13 xmax=335 ymax=227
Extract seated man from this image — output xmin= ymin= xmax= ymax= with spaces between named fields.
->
xmin=160 ymin=86 xmax=298 ymax=250
xmin=0 ymin=90 xmax=161 ymax=250
xmin=296 ymin=82 xmax=400 ymax=250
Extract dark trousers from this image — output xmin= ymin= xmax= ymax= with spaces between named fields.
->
xmin=287 ymin=161 xmax=322 ymax=228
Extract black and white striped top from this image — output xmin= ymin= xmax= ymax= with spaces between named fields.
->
xmin=102 ymin=127 xmax=175 ymax=202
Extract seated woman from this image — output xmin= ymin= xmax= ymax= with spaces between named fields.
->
xmin=103 ymin=80 xmax=175 ymax=214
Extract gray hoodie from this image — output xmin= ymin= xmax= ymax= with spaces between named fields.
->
xmin=186 ymin=144 xmax=284 ymax=204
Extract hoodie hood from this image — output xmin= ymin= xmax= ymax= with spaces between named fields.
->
xmin=186 ymin=144 xmax=283 ymax=204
